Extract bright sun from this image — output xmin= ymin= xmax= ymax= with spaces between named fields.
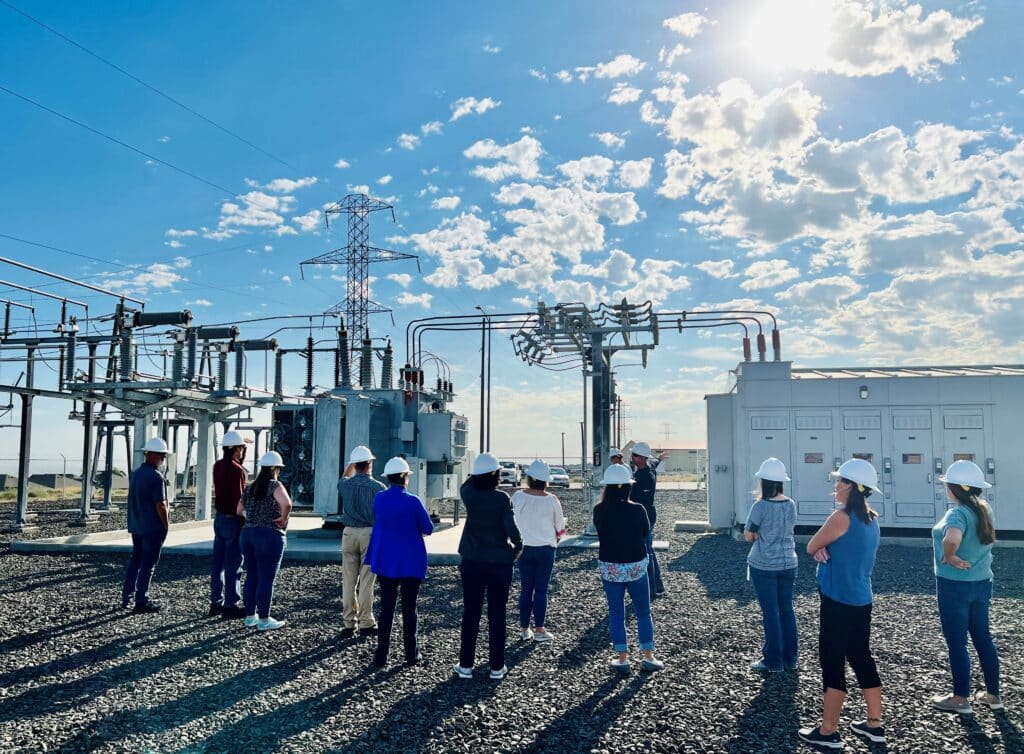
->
xmin=743 ymin=0 xmax=836 ymax=70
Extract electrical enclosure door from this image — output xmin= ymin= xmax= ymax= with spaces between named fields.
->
xmin=841 ymin=412 xmax=885 ymax=521
xmin=793 ymin=413 xmax=835 ymax=519
xmin=747 ymin=412 xmax=791 ymax=519
xmin=942 ymin=412 xmax=990 ymax=512
xmin=891 ymin=410 xmax=935 ymax=522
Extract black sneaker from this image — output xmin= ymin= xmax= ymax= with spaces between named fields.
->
xmin=850 ymin=720 xmax=885 ymax=744
xmin=404 ymin=652 xmax=424 ymax=667
xmin=132 ymin=601 xmax=161 ymax=615
xmin=797 ymin=726 xmax=844 ymax=750
xmin=208 ymin=603 xmax=222 ymax=617
xmin=360 ymin=627 xmax=379 ymax=638
xmin=121 ymin=596 xmax=131 ymax=609
xmin=221 ymin=605 xmax=247 ymax=619
xmin=340 ymin=627 xmax=357 ymax=639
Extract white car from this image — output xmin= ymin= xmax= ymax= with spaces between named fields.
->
xmin=499 ymin=461 xmax=521 ymax=486
xmin=548 ymin=467 xmax=570 ymax=488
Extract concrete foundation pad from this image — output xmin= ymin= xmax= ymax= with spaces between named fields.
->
xmin=558 ymin=535 xmax=669 ymax=551
xmin=11 ymin=517 xmax=470 ymax=565
xmin=674 ymin=520 xmax=715 ymax=533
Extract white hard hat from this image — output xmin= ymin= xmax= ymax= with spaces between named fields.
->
xmin=259 ymin=451 xmax=285 ymax=468
xmin=631 ymin=442 xmax=654 ymax=458
xmin=755 ymin=457 xmax=790 ymax=482
xmin=831 ymin=458 xmax=881 ymax=495
xmin=609 ymin=447 xmax=622 ymax=459
xmin=939 ymin=459 xmax=992 ymax=490
xmin=221 ymin=430 xmax=251 ymax=448
xmin=602 ymin=463 xmax=634 ymax=486
xmin=525 ymin=459 xmax=551 ymax=482
xmin=383 ymin=456 xmax=411 ymax=475
xmin=349 ymin=445 xmax=375 ymax=464
xmin=144 ymin=437 xmax=169 ymax=454
xmin=472 ymin=452 xmax=501 ymax=475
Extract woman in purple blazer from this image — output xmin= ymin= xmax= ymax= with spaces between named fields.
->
xmin=364 ymin=457 xmax=434 ymax=668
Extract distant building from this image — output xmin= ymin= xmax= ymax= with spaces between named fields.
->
xmin=620 ymin=442 xmax=707 ymax=475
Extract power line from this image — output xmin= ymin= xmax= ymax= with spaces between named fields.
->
xmin=0 ymin=0 xmax=294 ymax=170
xmin=0 ymin=83 xmax=239 ymax=196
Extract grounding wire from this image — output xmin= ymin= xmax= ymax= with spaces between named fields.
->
xmin=0 ymin=84 xmax=239 ymax=196
xmin=0 ymin=0 xmax=294 ymax=170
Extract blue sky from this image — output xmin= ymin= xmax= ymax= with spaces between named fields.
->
xmin=1 ymin=0 xmax=1021 ymax=472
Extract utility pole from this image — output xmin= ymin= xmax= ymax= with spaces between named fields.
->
xmin=561 ymin=431 xmax=565 ymax=470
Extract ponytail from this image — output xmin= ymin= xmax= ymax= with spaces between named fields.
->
xmin=948 ymin=484 xmax=996 ymax=545
xmin=841 ymin=477 xmax=878 ymax=524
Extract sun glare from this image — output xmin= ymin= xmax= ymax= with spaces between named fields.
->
xmin=743 ymin=0 xmax=836 ymax=70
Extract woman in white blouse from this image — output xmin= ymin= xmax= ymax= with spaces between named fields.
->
xmin=511 ymin=459 xmax=566 ymax=642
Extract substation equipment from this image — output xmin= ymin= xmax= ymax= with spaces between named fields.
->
xmin=706 ymin=360 xmax=1024 ymax=532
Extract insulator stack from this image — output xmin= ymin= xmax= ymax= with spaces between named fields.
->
xmin=65 ymin=331 xmax=77 ymax=383
xmin=772 ymin=329 xmax=782 ymax=361
xmin=360 ymin=337 xmax=372 ymax=388
xmin=756 ymin=332 xmax=767 ymax=362
xmin=381 ymin=341 xmax=393 ymax=389
xmin=305 ymin=336 xmax=314 ymax=393
xmin=217 ymin=349 xmax=229 ymax=391
xmin=118 ymin=332 xmax=133 ymax=381
xmin=172 ymin=339 xmax=184 ymax=381
xmin=234 ymin=343 xmax=245 ymax=389
xmin=743 ymin=337 xmax=752 ymax=362
xmin=186 ymin=330 xmax=198 ymax=381
xmin=274 ymin=351 xmax=284 ymax=397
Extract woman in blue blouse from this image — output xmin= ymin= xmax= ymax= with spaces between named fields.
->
xmin=930 ymin=459 xmax=1002 ymax=714
xmin=364 ymin=457 xmax=434 ymax=668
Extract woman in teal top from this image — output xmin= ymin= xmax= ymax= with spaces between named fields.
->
xmin=799 ymin=458 xmax=884 ymax=751
xmin=929 ymin=460 xmax=1002 ymax=715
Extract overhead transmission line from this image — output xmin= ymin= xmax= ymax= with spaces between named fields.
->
xmin=0 ymin=84 xmax=239 ymax=196
xmin=0 ymin=0 xmax=294 ymax=170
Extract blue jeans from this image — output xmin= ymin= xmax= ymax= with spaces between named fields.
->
xmin=210 ymin=513 xmax=243 ymax=607
xmin=122 ymin=530 xmax=166 ymax=606
xmin=240 ymin=526 xmax=286 ymax=620
xmin=645 ymin=531 xmax=664 ymax=594
xmin=937 ymin=577 xmax=1000 ymax=697
xmin=518 ymin=545 xmax=556 ymax=628
xmin=749 ymin=566 xmax=798 ymax=670
xmin=601 ymin=577 xmax=655 ymax=652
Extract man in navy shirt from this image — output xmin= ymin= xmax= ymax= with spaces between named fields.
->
xmin=629 ymin=442 xmax=665 ymax=597
xmin=122 ymin=437 xmax=170 ymax=613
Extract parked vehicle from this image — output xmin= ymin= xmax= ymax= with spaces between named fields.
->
xmin=499 ymin=460 xmax=521 ymax=486
xmin=548 ymin=467 xmax=570 ymax=488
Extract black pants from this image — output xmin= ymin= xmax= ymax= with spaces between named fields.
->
xmin=459 ymin=559 xmax=513 ymax=671
xmin=819 ymin=591 xmax=881 ymax=693
xmin=375 ymin=576 xmax=421 ymax=664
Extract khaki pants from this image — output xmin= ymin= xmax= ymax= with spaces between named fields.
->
xmin=341 ymin=526 xmax=376 ymax=629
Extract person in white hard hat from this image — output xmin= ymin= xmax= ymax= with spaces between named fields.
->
xmin=609 ymin=448 xmax=623 ymax=465
xmin=628 ymin=441 xmax=665 ymax=596
xmin=121 ymin=436 xmax=171 ymax=614
xmin=237 ymin=451 xmax=292 ymax=631
xmin=511 ymin=459 xmax=566 ymax=643
xmin=453 ymin=452 xmax=523 ymax=681
xmin=593 ymin=463 xmax=663 ymax=673
xmin=929 ymin=459 xmax=1002 ymax=715
xmin=744 ymin=458 xmax=798 ymax=673
xmin=337 ymin=445 xmax=386 ymax=639
xmin=364 ymin=456 xmax=434 ymax=668
xmin=209 ymin=430 xmax=252 ymax=619
xmin=799 ymin=458 xmax=884 ymax=750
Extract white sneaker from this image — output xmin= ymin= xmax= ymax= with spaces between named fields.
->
xmin=609 ymin=657 xmax=631 ymax=674
xmin=489 ymin=665 xmax=508 ymax=680
xmin=521 ymin=628 xmax=534 ymax=641
xmin=452 ymin=663 xmax=473 ymax=680
xmin=533 ymin=629 xmax=554 ymax=642
xmin=257 ymin=617 xmax=286 ymax=631
xmin=974 ymin=691 xmax=1005 ymax=711
xmin=243 ymin=615 xmax=258 ymax=627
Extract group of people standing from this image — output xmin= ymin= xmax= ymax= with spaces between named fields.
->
xmin=743 ymin=455 xmax=1003 ymax=750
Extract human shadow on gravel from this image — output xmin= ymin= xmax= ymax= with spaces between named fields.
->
xmin=515 ymin=674 xmax=646 ymax=753
xmin=54 ymin=637 xmax=343 ymax=753
xmin=0 ymin=626 xmax=237 ymax=720
xmin=726 ymin=668 xmax=800 ymax=753
xmin=992 ymin=711 xmax=1024 ymax=752
xmin=556 ymin=619 xmax=608 ymax=670
xmin=0 ymin=608 xmax=123 ymax=655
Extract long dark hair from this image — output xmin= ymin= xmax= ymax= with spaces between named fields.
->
xmin=947 ymin=484 xmax=996 ymax=544
xmin=527 ymin=476 xmax=547 ymax=491
xmin=252 ymin=466 xmax=276 ymax=501
xmin=599 ymin=484 xmax=631 ymax=505
xmin=468 ymin=471 xmax=499 ymax=490
xmin=842 ymin=477 xmax=878 ymax=524
xmin=760 ymin=479 xmax=784 ymax=499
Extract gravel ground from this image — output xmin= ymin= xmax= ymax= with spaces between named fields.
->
xmin=1 ymin=490 xmax=1022 ymax=753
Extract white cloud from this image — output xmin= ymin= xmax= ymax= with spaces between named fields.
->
xmin=739 ymin=259 xmax=801 ymax=290
xmin=655 ymin=150 xmax=698 ymax=199
xmin=658 ymin=43 xmax=689 ymax=67
xmin=418 ymin=183 xmax=440 ymax=197
xmin=216 ymin=191 xmax=296 ymax=234
xmin=450 ymin=96 xmax=502 ymax=121
xmin=464 ymin=135 xmax=543 ymax=182
xmin=592 ymin=131 xmax=626 ymax=151
xmin=274 ymin=225 xmax=298 ymax=236
xmin=618 ymin=158 xmax=654 ymax=189
xmin=347 ymin=184 xmax=371 ymax=195
xmin=398 ymin=133 xmax=421 ymax=150
xmin=292 ymin=209 xmax=322 ymax=233
xmin=334 ymin=159 xmax=351 ymax=169
xmin=387 ymin=273 xmax=412 ymax=288
xmin=261 ymin=176 xmax=318 ymax=192
xmin=572 ymin=248 xmax=639 ymax=282
xmin=777 ymin=275 xmax=862 ymax=310
xmin=615 ymin=258 xmax=690 ymax=305
xmin=103 ymin=262 xmax=189 ymax=295
xmin=607 ymin=82 xmax=643 ymax=105
xmin=663 ymin=12 xmax=710 ymax=38
xmin=557 ymin=155 xmax=615 ymax=188
xmin=528 ymin=68 xmax=548 ymax=82
xmin=421 ymin=121 xmax=444 ymax=136
xmin=483 ymin=44 xmax=501 ymax=54
xmin=397 ymin=292 xmax=433 ymax=308
xmin=281 ymin=275 xmax=293 ymax=286
xmin=186 ymin=298 xmax=213 ymax=307
xmin=157 ymin=135 xmax=172 ymax=143
xmin=164 ymin=228 xmax=197 ymax=238
xmin=695 ymin=259 xmax=738 ymax=279
xmin=164 ymin=240 xmax=183 ymax=249
xmin=575 ymin=54 xmax=646 ymax=83
xmin=378 ymin=175 xmax=393 ymax=185
xmin=431 ymin=196 xmax=461 ymax=210
xmin=555 ymin=70 xmax=573 ymax=83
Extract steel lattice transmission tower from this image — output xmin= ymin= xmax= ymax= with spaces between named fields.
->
xmin=300 ymin=193 xmax=418 ymax=339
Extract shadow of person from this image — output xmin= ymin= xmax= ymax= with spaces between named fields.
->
xmin=956 ymin=715 xmax=1000 ymax=754
xmin=525 ymin=674 xmax=646 ymax=752
xmin=726 ymin=669 xmax=800 ymax=753
xmin=991 ymin=710 xmax=1024 ymax=752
